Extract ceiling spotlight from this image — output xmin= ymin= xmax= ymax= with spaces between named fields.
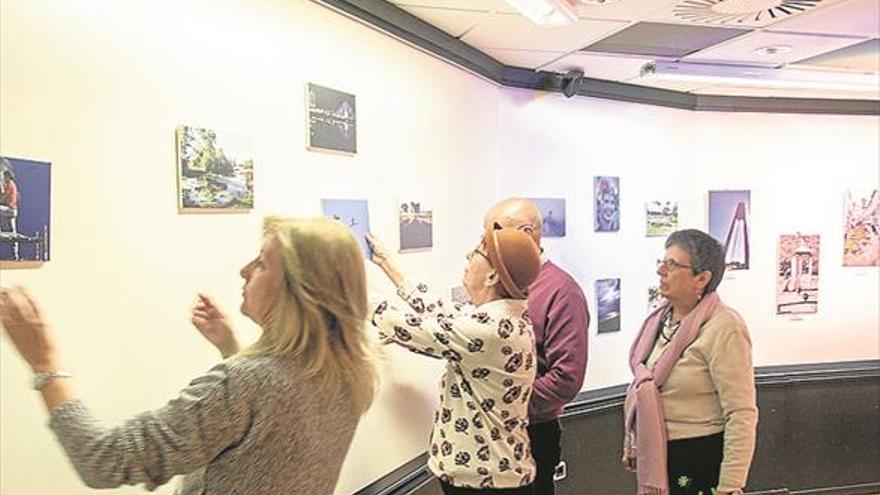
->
xmin=754 ymin=44 xmax=794 ymax=56
xmin=578 ymin=0 xmax=622 ymax=4
xmin=502 ymin=0 xmax=578 ymax=26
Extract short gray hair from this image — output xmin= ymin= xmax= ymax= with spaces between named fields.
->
xmin=665 ymin=229 xmax=726 ymax=294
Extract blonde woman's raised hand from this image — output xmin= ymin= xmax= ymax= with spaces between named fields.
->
xmin=0 ymin=286 xmax=59 ymax=373
xmin=191 ymin=294 xmax=240 ymax=359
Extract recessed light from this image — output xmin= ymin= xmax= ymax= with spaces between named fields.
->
xmin=755 ymin=44 xmax=793 ymax=56
xmin=578 ymin=0 xmax=622 ymax=4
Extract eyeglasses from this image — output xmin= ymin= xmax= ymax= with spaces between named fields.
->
xmin=656 ymin=258 xmax=693 ymax=272
xmin=467 ymin=248 xmax=490 ymax=263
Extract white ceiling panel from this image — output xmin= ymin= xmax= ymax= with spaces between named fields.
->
xmin=398 ymin=5 xmax=487 ymax=38
xmin=684 ymin=30 xmax=867 ymax=66
xmin=647 ymin=0 xmax=851 ymax=29
xmin=623 ymin=77 xmax=713 ymax=92
xmin=793 ymin=39 xmax=880 ymax=72
xmin=461 ymin=13 xmax=629 ymax=52
xmin=765 ymin=0 xmax=880 ymax=37
xmin=481 ymin=48 xmax=568 ymax=68
xmin=543 ymin=52 xmax=657 ymax=80
xmin=572 ymin=0 xmax=682 ymax=21
xmin=388 ymin=0 xmax=499 ymax=10
xmin=690 ymin=83 xmax=880 ymax=99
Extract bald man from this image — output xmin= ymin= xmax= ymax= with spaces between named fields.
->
xmin=484 ymin=198 xmax=590 ymax=495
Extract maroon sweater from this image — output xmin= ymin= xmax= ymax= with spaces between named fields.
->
xmin=527 ymin=260 xmax=590 ymax=423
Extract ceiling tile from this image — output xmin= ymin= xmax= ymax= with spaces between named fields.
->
xmin=543 ymin=52 xmax=656 ymax=80
xmin=793 ymin=39 xmax=880 ymax=72
xmin=388 ymin=0 xmax=499 ymax=10
xmin=583 ymin=22 xmax=750 ymax=58
xmin=767 ymin=0 xmax=880 ymax=38
xmin=623 ymin=77 xmax=712 ymax=92
xmin=481 ymin=48 xmax=567 ymax=68
xmin=684 ymin=30 xmax=868 ymax=66
xmin=461 ymin=13 xmax=629 ymax=52
xmin=647 ymin=0 xmax=851 ymax=29
xmin=690 ymin=84 xmax=880 ymax=99
xmin=572 ymin=0 xmax=682 ymax=21
xmin=397 ymin=5 xmax=488 ymax=38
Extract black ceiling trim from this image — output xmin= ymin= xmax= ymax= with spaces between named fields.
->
xmin=312 ymin=0 xmax=879 ymax=116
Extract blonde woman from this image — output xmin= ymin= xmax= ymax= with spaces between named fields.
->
xmin=0 ymin=217 xmax=377 ymax=495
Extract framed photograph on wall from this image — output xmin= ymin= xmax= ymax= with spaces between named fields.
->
xmin=708 ymin=190 xmax=751 ymax=270
xmin=596 ymin=278 xmax=621 ymax=333
xmin=646 ymin=200 xmax=678 ymax=237
xmin=398 ymin=199 xmax=433 ymax=252
xmin=594 ymin=176 xmax=620 ymax=232
xmin=647 ymin=285 xmax=662 ymax=312
xmin=322 ymin=199 xmax=371 ymax=258
xmin=0 ymin=156 xmax=50 ymax=265
xmin=176 ymin=125 xmax=254 ymax=212
xmin=776 ymin=234 xmax=820 ymax=315
xmin=843 ymin=189 xmax=879 ymax=267
xmin=307 ymin=83 xmax=357 ymax=155
xmin=527 ymin=197 xmax=566 ymax=238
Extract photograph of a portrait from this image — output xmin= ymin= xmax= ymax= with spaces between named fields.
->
xmin=176 ymin=125 xmax=254 ymax=211
xmin=843 ymin=189 xmax=879 ymax=267
xmin=594 ymin=176 xmax=620 ymax=232
xmin=708 ymin=190 xmax=751 ymax=270
xmin=776 ymin=234 xmax=820 ymax=315
xmin=307 ymin=83 xmax=356 ymax=155
xmin=399 ymin=200 xmax=433 ymax=252
xmin=0 ymin=156 xmax=50 ymax=263
xmin=596 ymin=278 xmax=621 ymax=333
xmin=527 ymin=197 xmax=566 ymax=237
xmin=646 ymin=200 xmax=678 ymax=237
xmin=322 ymin=199 xmax=371 ymax=258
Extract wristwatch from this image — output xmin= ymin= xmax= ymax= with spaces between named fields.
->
xmin=32 ymin=371 xmax=72 ymax=390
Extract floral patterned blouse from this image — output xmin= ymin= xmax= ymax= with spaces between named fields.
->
xmin=371 ymin=281 xmax=537 ymax=489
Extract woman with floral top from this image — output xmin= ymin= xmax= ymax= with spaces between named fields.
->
xmin=367 ymin=226 xmax=541 ymax=495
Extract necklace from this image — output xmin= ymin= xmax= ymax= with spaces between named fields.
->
xmin=658 ymin=309 xmax=682 ymax=344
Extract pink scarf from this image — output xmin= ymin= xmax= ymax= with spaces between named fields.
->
xmin=623 ymin=292 xmax=721 ymax=495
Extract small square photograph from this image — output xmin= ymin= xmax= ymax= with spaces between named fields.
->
xmin=708 ymin=190 xmax=751 ymax=270
xmin=399 ymin=200 xmax=433 ymax=252
xmin=322 ymin=199 xmax=371 ymax=258
xmin=776 ymin=234 xmax=820 ymax=315
xmin=176 ymin=125 xmax=254 ymax=211
xmin=451 ymin=286 xmax=470 ymax=305
xmin=596 ymin=278 xmax=621 ymax=333
xmin=307 ymin=83 xmax=357 ymax=155
xmin=594 ymin=176 xmax=620 ymax=232
xmin=646 ymin=200 xmax=678 ymax=237
xmin=843 ymin=189 xmax=879 ymax=267
xmin=0 ymin=156 xmax=50 ymax=263
xmin=527 ymin=197 xmax=566 ymax=238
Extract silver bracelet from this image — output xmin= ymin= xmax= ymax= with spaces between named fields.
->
xmin=32 ymin=371 xmax=72 ymax=391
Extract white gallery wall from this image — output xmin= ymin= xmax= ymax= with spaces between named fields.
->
xmin=497 ymin=89 xmax=880 ymax=390
xmin=0 ymin=0 xmax=502 ymax=493
xmin=1 ymin=0 xmax=878 ymax=494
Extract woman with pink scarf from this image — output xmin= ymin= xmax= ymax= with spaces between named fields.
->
xmin=623 ymin=229 xmax=758 ymax=495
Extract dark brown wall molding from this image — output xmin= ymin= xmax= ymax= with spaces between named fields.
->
xmin=352 ymin=360 xmax=880 ymax=495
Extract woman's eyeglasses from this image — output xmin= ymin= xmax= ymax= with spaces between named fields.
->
xmin=656 ymin=258 xmax=693 ymax=272
xmin=467 ymin=248 xmax=490 ymax=263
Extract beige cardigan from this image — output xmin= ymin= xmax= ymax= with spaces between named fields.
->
xmin=646 ymin=303 xmax=758 ymax=492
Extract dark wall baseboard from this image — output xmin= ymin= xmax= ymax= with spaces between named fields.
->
xmin=353 ymin=360 xmax=880 ymax=495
